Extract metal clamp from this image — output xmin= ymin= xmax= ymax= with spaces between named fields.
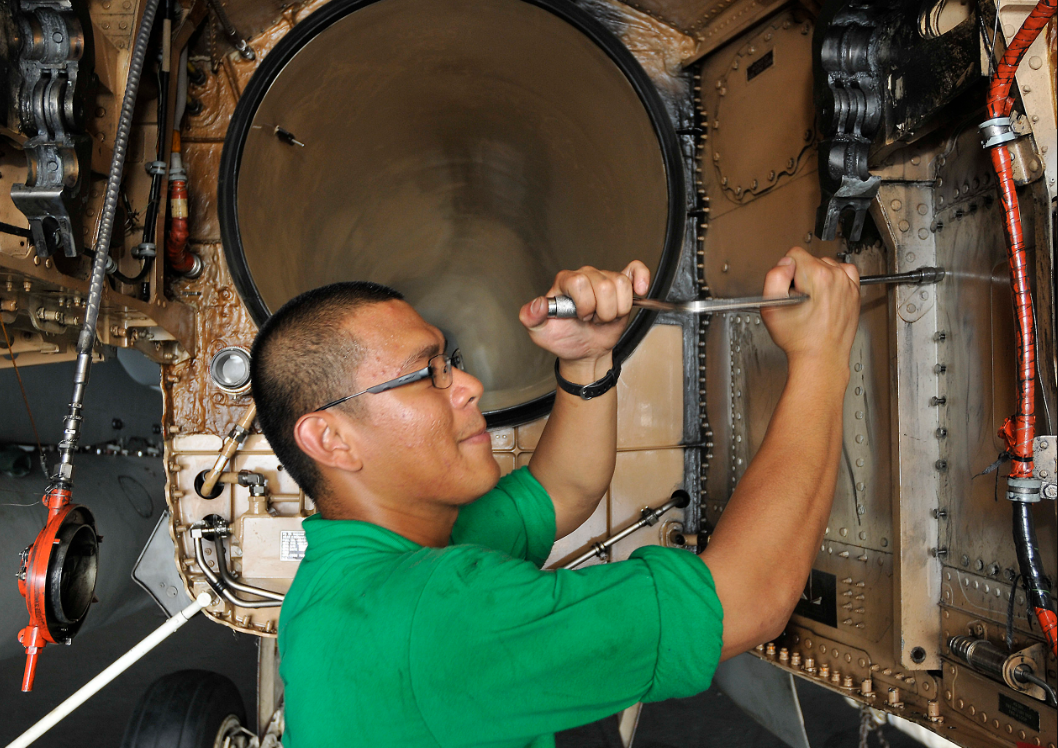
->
xmin=144 ymin=160 xmax=167 ymax=176
xmin=979 ymin=116 xmax=1016 ymax=149
xmin=1033 ymin=436 xmax=1055 ymax=500
xmin=1006 ymin=476 xmax=1042 ymax=503
xmin=131 ymin=242 xmax=156 ymax=259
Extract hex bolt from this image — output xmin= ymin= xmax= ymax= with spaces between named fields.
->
xmin=931 ymin=396 xmax=947 ymax=406
xmin=790 ymin=652 xmax=802 ymax=667
xmin=779 ymin=647 xmax=789 ymax=664
xmin=765 ymin=642 xmax=776 ymax=658
xmin=804 ymin=657 xmax=816 ymax=674
xmin=888 ymin=687 xmax=903 ymax=707
xmin=820 ymin=663 xmax=830 ymax=679
xmin=861 ymin=678 xmax=874 ymax=696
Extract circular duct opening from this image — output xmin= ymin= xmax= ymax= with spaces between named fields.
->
xmin=219 ymin=0 xmax=684 ymax=426
xmin=46 ymin=513 xmax=98 ymax=627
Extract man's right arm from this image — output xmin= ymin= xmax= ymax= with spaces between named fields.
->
xmin=700 ymin=247 xmax=860 ymax=660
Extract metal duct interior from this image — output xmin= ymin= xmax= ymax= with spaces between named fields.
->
xmin=220 ymin=0 xmax=683 ymax=424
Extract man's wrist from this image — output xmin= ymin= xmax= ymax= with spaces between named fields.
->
xmin=557 ymin=353 xmax=614 ymax=385
xmin=785 ymin=354 xmax=851 ymax=394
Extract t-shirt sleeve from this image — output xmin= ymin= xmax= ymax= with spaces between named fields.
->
xmin=451 ymin=467 xmax=556 ymax=567
xmin=409 ymin=544 xmax=723 ymax=747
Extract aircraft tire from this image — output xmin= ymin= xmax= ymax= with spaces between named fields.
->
xmin=120 ymin=669 xmax=248 ymax=748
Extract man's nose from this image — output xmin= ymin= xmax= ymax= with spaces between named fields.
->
xmin=449 ymin=366 xmax=483 ymax=408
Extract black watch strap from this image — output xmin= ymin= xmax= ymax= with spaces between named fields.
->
xmin=554 ymin=359 xmax=621 ymax=400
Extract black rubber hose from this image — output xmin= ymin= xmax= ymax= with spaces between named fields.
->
xmin=1012 ymin=501 xmax=1054 ymax=620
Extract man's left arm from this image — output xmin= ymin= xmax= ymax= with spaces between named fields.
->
xmin=518 ymin=262 xmax=650 ymax=540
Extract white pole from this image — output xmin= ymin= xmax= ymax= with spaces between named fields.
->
xmin=5 ymin=592 xmax=213 ymax=748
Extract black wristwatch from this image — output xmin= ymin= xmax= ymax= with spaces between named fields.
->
xmin=554 ymin=359 xmax=621 ymax=400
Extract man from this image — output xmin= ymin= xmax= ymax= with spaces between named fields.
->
xmin=250 ymin=247 xmax=860 ymax=747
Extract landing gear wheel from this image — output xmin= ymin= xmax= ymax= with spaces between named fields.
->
xmin=121 ymin=669 xmax=250 ymax=748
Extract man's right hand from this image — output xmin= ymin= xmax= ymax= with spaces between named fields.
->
xmin=760 ymin=247 xmax=860 ymax=377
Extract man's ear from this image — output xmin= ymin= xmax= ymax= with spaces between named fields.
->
xmin=293 ymin=412 xmax=363 ymax=472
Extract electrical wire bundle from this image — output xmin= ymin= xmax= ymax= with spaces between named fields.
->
xmin=981 ymin=0 xmax=1058 ymax=658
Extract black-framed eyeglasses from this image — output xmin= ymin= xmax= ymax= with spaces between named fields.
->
xmin=313 ymin=349 xmax=464 ymax=412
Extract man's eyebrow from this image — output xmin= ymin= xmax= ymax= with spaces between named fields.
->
xmin=401 ymin=338 xmax=444 ymax=371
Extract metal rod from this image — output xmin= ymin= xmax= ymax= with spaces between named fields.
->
xmin=4 ymin=593 xmax=211 ymax=748
xmin=546 ymin=267 xmax=944 ymax=319
xmin=859 ymin=267 xmax=945 ymax=286
xmin=198 ymin=403 xmax=257 ymax=497
xmin=560 ymin=490 xmax=690 ymax=569
xmin=54 ymin=0 xmax=162 ymax=486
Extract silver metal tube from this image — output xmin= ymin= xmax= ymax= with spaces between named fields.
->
xmin=562 ymin=498 xmax=679 ymax=570
xmin=859 ymin=267 xmax=945 ymax=286
xmin=215 ymin=541 xmax=285 ymax=602
xmin=55 ymin=0 xmax=161 ymax=483
xmin=193 ymin=536 xmax=281 ymax=609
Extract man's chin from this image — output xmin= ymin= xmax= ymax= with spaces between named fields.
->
xmin=459 ymin=455 xmax=502 ymax=504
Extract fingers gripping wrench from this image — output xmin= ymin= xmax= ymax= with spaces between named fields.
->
xmin=545 ymin=267 xmax=945 ymax=318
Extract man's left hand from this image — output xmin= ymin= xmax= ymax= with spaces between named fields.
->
xmin=519 ymin=261 xmax=651 ymax=366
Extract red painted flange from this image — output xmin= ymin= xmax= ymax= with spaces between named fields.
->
xmin=16 ymin=486 xmax=98 ymax=692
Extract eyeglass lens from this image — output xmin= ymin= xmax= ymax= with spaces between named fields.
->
xmin=429 ymin=350 xmax=463 ymax=390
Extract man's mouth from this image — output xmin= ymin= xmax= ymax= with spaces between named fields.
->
xmin=460 ymin=423 xmax=489 ymax=445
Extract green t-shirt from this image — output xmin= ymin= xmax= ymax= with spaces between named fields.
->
xmin=279 ymin=467 xmax=724 ymax=748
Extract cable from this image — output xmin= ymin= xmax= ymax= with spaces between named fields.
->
xmin=109 ymin=3 xmax=173 ymax=290
xmin=1014 ymin=667 xmax=1057 ymax=706
xmin=982 ymin=0 xmax=1058 ymax=658
xmin=0 ymin=315 xmax=48 ymax=478
xmin=0 ymin=221 xmax=32 ymax=239
xmin=203 ymin=0 xmax=255 ymax=60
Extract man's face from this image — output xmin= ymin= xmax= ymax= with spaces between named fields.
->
xmin=339 ymin=300 xmax=501 ymax=506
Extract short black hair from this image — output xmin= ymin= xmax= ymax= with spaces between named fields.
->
xmin=250 ymin=281 xmax=404 ymax=506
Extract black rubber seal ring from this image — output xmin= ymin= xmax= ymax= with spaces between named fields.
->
xmin=218 ymin=0 xmax=686 ymax=429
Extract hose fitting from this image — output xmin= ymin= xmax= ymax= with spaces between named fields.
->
xmin=979 ymin=116 xmax=1016 ymax=149
xmin=1006 ymin=476 xmax=1042 ymax=503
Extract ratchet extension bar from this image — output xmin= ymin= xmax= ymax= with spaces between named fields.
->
xmin=546 ymin=266 xmax=945 ymax=318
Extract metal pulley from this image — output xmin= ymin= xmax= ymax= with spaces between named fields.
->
xmin=16 ymin=486 xmax=100 ymax=691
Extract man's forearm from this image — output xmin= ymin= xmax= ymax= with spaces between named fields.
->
xmin=702 ymin=357 xmax=848 ymax=657
xmin=529 ymin=353 xmax=618 ymax=540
